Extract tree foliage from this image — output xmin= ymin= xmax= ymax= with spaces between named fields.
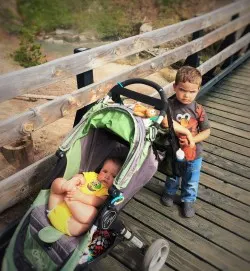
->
xmin=12 ymin=27 xmax=47 ymax=68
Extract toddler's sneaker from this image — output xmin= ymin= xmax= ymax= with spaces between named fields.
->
xmin=182 ymin=202 xmax=195 ymax=218
xmin=161 ymin=192 xmax=174 ymax=207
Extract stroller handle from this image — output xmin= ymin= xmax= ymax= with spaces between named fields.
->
xmin=109 ymin=78 xmax=168 ymax=117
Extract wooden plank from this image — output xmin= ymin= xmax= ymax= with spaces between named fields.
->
xmin=147 ymin=176 xmax=250 ymax=240
xmin=198 ymin=184 xmax=250 ymax=222
xmin=223 ymin=77 xmax=250 ymax=87
xmin=203 ymin=151 xmax=250 ymax=178
xmin=203 ymin=142 xmax=250 ymax=167
xmin=2 ymin=23 xmax=250 ymax=147
xmin=118 ymin=213 xmax=216 ymax=271
xmin=212 ymin=88 xmax=250 ymax=100
xmin=229 ymin=74 xmax=250 ymax=84
xmin=111 ymin=236 xmax=173 ymax=271
xmin=123 ymin=199 xmax=250 ymax=270
xmin=209 ymin=114 xmax=250 ymax=133
xmin=205 ymin=135 xmax=250 ymax=157
xmin=232 ymin=70 xmax=250 ymax=78
xmin=209 ymin=128 xmax=250 ymax=148
xmin=210 ymin=120 xmax=250 ymax=140
xmin=210 ymin=120 xmax=250 ymax=139
xmin=202 ymin=161 xmax=250 ymax=191
xmin=134 ymin=188 xmax=250 ymax=261
xmin=0 ymin=154 xmax=57 ymax=213
xmin=199 ymin=94 xmax=250 ymax=113
xmin=208 ymin=114 xmax=250 ymax=132
xmin=237 ymin=67 xmax=250 ymax=73
xmin=155 ymin=171 xmax=250 ymax=222
xmin=91 ymin=254 xmax=130 ymax=271
xmin=207 ymin=92 xmax=250 ymax=106
xmin=200 ymin=172 xmax=250 ymax=206
xmin=205 ymin=107 xmax=250 ymax=125
xmin=0 ymin=1 xmax=249 ymax=102
xmin=198 ymin=99 xmax=250 ymax=118
xmin=219 ymin=79 xmax=250 ymax=91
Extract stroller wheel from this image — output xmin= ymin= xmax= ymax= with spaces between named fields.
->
xmin=142 ymin=239 xmax=169 ymax=271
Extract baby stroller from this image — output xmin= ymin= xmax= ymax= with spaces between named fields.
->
xmin=2 ymin=78 xmax=171 ymax=271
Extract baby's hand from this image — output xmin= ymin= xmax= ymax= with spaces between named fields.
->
xmin=65 ymin=189 xmax=82 ymax=201
xmin=61 ymin=181 xmax=77 ymax=192
xmin=70 ymin=175 xmax=83 ymax=186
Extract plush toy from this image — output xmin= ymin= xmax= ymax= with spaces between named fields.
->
xmin=133 ymin=103 xmax=157 ymax=118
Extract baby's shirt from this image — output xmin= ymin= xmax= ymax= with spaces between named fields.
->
xmin=169 ymin=97 xmax=210 ymax=159
xmin=80 ymin=172 xmax=109 ymax=197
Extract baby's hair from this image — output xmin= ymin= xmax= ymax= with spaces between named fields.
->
xmin=105 ymin=157 xmax=124 ymax=168
xmin=175 ymin=66 xmax=202 ymax=88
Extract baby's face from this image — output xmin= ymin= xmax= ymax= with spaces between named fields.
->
xmin=98 ymin=160 xmax=121 ymax=188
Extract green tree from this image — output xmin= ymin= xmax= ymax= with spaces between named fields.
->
xmin=12 ymin=27 xmax=47 ymax=68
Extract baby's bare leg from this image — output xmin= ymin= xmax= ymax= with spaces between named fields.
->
xmin=48 ymin=178 xmax=67 ymax=210
xmin=67 ymin=217 xmax=90 ymax=236
xmin=50 ymin=178 xmax=68 ymax=194
xmin=65 ymin=199 xmax=98 ymax=225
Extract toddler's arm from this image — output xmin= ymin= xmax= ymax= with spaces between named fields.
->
xmin=162 ymin=117 xmax=195 ymax=147
xmin=193 ymin=128 xmax=211 ymax=143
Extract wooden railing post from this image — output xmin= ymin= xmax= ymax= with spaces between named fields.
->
xmin=73 ymin=48 xmax=94 ymax=127
xmin=239 ymin=24 xmax=250 ymax=51
xmin=184 ymin=21 xmax=204 ymax=67
xmin=220 ymin=14 xmax=240 ymax=69
xmin=202 ymin=14 xmax=240 ymax=85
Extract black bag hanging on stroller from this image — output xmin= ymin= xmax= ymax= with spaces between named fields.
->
xmin=2 ymin=78 xmax=171 ymax=271
xmin=155 ymin=102 xmax=187 ymax=178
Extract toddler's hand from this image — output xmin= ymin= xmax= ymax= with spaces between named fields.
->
xmin=180 ymin=133 xmax=195 ymax=148
xmin=186 ymin=133 xmax=195 ymax=148
xmin=179 ymin=136 xmax=189 ymax=147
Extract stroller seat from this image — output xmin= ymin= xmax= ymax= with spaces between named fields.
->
xmin=30 ymin=205 xmax=82 ymax=266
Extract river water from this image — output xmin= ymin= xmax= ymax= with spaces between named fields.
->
xmin=40 ymin=40 xmax=111 ymax=58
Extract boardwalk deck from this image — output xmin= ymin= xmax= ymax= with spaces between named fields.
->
xmin=0 ymin=60 xmax=249 ymax=270
xmin=101 ymin=59 xmax=250 ymax=271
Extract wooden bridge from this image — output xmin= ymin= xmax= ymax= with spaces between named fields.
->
xmin=0 ymin=0 xmax=249 ymax=270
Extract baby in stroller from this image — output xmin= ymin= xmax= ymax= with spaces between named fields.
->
xmin=48 ymin=157 xmax=123 ymax=236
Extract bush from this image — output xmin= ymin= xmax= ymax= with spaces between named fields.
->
xmin=12 ymin=27 xmax=47 ymax=68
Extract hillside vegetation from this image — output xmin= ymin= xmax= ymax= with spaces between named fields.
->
xmin=4 ymin=0 xmax=233 ymax=40
xmin=0 ymin=0 xmax=233 ymax=67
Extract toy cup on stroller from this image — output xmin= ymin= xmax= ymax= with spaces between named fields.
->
xmin=2 ymin=78 xmax=171 ymax=271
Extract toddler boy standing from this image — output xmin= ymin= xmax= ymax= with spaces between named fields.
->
xmin=161 ymin=66 xmax=211 ymax=218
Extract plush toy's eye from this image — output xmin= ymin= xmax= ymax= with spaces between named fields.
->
xmin=176 ymin=114 xmax=183 ymax=122
xmin=183 ymin=113 xmax=191 ymax=121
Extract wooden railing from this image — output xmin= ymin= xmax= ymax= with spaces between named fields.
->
xmin=0 ymin=0 xmax=249 ymax=215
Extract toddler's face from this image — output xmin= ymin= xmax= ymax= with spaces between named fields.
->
xmin=98 ymin=160 xmax=121 ymax=188
xmin=174 ymin=81 xmax=199 ymax=104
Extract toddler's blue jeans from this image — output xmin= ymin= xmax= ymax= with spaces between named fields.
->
xmin=164 ymin=157 xmax=202 ymax=202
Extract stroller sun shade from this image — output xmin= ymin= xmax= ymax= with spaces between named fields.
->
xmin=61 ymin=105 xmax=157 ymax=191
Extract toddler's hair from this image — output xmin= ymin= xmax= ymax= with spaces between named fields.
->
xmin=175 ymin=66 xmax=202 ymax=87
